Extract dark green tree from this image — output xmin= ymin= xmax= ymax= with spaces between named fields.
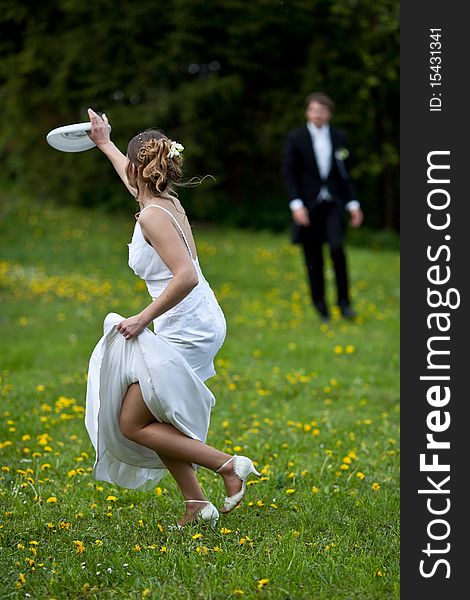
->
xmin=0 ymin=0 xmax=399 ymax=229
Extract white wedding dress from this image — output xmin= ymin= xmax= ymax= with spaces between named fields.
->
xmin=85 ymin=205 xmax=226 ymax=489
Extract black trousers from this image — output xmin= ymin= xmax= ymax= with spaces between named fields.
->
xmin=299 ymin=201 xmax=350 ymax=312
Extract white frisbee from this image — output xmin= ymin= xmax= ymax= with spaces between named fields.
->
xmin=46 ymin=121 xmax=111 ymax=152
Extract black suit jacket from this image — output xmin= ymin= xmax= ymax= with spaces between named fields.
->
xmin=282 ymin=124 xmax=356 ymax=210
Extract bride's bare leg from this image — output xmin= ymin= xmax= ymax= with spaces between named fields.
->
xmin=119 ymin=383 xmax=230 ymax=469
xmin=158 ymin=455 xmax=211 ymax=526
xmin=119 ymin=383 xmax=242 ymax=520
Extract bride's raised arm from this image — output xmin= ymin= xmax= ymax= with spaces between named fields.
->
xmin=87 ymin=108 xmax=137 ymax=198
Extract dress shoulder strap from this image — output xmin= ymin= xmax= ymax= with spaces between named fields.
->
xmin=138 ymin=204 xmax=194 ymax=260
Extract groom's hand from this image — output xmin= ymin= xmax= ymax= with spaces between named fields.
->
xmin=292 ymin=206 xmax=311 ymax=227
xmin=349 ymin=208 xmax=363 ymax=228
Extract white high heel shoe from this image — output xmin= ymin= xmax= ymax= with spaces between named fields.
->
xmin=172 ymin=500 xmax=219 ymax=530
xmin=216 ymin=455 xmax=261 ymax=513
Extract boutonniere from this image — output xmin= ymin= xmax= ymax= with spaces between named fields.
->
xmin=335 ymin=148 xmax=349 ymax=161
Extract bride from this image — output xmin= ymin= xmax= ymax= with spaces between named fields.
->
xmin=85 ymin=109 xmax=259 ymax=528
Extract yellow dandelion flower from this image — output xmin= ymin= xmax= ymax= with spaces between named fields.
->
xmin=220 ymin=527 xmax=232 ymax=534
xmin=257 ymin=500 xmax=264 ymax=507
xmin=106 ymin=495 xmax=117 ymax=502
xmin=340 ymin=464 xmax=349 ymax=470
xmin=312 ymin=486 xmax=319 ymax=494
xmin=257 ymin=578 xmax=269 ymax=589
xmin=133 ymin=545 xmax=141 ymax=551
xmin=157 ymin=523 xmax=164 ymax=532
xmin=356 ymin=472 xmax=366 ymax=480
xmin=286 ymin=488 xmax=296 ymax=494
xmin=73 ymin=540 xmax=85 ymax=554
xmin=142 ymin=590 xmax=152 ymax=598
xmin=192 ymin=533 xmax=203 ymax=540
xmin=372 ymin=482 xmax=380 ymax=491
xmin=46 ymin=497 xmax=57 ymax=503
xmin=36 ymin=385 xmax=45 ymax=392
xmin=334 ymin=345 xmax=343 ymax=354
xmin=233 ymin=591 xmax=244 ymax=596
xmin=270 ymin=503 xmax=278 ymax=509
xmin=345 ymin=345 xmax=355 ymax=353
xmin=40 ymin=464 xmax=51 ymax=471
xmin=312 ymin=428 xmax=320 ymax=436
xmin=1 ymin=466 xmax=10 ymax=473
xmin=213 ymin=546 xmax=222 ymax=552
xmin=154 ymin=487 xmax=162 ymax=496
xmin=95 ymin=540 xmax=103 ymax=546
xmin=160 ymin=546 xmax=167 ymax=554
xmin=233 ymin=445 xmax=242 ymax=452
xmin=68 ymin=469 xmax=77 ymax=477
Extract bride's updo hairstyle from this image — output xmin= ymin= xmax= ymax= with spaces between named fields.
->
xmin=126 ymin=129 xmax=184 ymax=197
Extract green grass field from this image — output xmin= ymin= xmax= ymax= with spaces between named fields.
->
xmin=0 ymin=195 xmax=399 ymax=599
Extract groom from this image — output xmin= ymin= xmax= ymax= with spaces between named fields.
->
xmin=282 ymin=92 xmax=363 ymax=322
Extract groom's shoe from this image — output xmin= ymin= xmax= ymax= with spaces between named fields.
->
xmin=314 ymin=301 xmax=330 ymax=323
xmin=340 ymin=305 xmax=357 ymax=319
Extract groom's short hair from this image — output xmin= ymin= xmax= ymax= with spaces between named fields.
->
xmin=305 ymin=92 xmax=334 ymax=111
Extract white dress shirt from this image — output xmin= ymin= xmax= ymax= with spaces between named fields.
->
xmin=289 ymin=122 xmax=360 ymax=213
xmin=308 ymin=122 xmax=332 ymax=191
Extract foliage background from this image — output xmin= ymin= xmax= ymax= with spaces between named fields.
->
xmin=0 ymin=0 xmax=399 ymax=231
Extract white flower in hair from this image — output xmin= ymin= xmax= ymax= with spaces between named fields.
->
xmin=168 ymin=141 xmax=184 ymax=159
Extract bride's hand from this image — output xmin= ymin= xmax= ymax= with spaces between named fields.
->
xmin=87 ymin=108 xmax=111 ymax=149
xmin=116 ymin=315 xmax=147 ymax=339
